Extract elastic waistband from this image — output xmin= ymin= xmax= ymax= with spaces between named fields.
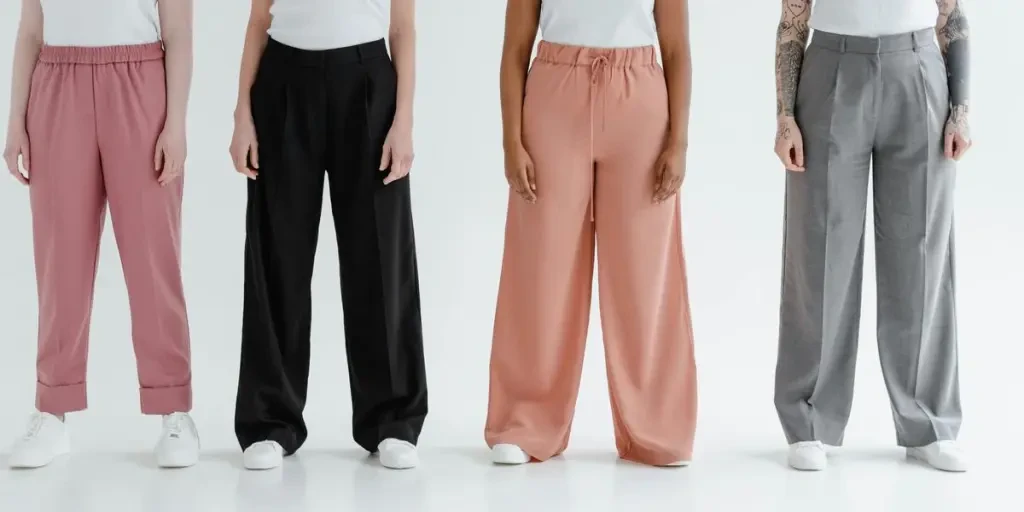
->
xmin=810 ymin=29 xmax=936 ymax=54
xmin=535 ymin=41 xmax=658 ymax=67
xmin=265 ymin=38 xmax=389 ymax=66
xmin=38 ymin=42 xmax=164 ymax=64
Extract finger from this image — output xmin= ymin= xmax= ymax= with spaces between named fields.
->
xmin=955 ymin=136 xmax=971 ymax=160
xmin=154 ymin=147 xmax=164 ymax=172
xmin=526 ymin=162 xmax=537 ymax=191
xmin=520 ymin=170 xmax=536 ymax=202
xmin=794 ymin=143 xmax=805 ymax=169
xmin=250 ymin=143 xmax=260 ymax=169
xmin=382 ymin=168 xmax=402 ymax=185
xmin=379 ymin=144 xmax=392 ymax=171
xmin=21 ymin=144 xmax=30 ymax=172
xmin=944 ymin=132 xmax=954 ymax=159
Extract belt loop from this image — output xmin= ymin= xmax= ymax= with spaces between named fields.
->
xmin=911 ymin=31 xmax=921 ymax=52
xmin=356 ymin=45 xmax=365 ymax=62
xmin=839 ymin=37 xmax=846 ymax=53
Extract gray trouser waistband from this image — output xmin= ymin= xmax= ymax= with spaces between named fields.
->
xmin=810 ymin=28 xmax=936 ymax=54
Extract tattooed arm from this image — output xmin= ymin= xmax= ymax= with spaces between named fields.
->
xmin=936 ymin=0 xmax=972 ymax=160
xmin=773 ymin=0 xmax=811 ymax=171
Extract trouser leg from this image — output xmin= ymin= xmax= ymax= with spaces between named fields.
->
xmin=323 ymin=46 xmax=427 ymax=453
xmin=27 ymin=55 xmax=104 ymax=415
xmin=235 ymin=42 xmax=326 ymax=453
xmin=592 ymin=52 xmax=696 ymax=466
xmin=484 ymin=56 xmax=595 ymax=462
xmin=95 ymin=47 xmax=192 ymax=414
xmin=872 ymin=42 xmax=960 ymax=447
xmin=775 ymin=43 xmax=876 ymax=445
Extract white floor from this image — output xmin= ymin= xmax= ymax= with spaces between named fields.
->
xmin=0 ymin=437 xmax=1010 ymax=512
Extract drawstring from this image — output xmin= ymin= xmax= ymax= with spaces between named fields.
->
xmin=588 ymin=56 xmax=609 ymax=222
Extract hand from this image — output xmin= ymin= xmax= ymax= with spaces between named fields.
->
xmin=380 ymin=121 xmax=414 ymax=185
xmin=229 ymin=112 xmax=259 ymax=180
xmin=653 ymin=142 xmax=686 ymax=203
xmin=504 ymin=142 xmax=536 ymax=203
xmin=155 ymin=125 xmax=186 ymax=186
xmin=944 ymin=105 xmax=972 ymax=161
xmin=774 ymin=116 xmax=805 ymax=172
xmin=3 ymin=125 xmax=30 ymax=185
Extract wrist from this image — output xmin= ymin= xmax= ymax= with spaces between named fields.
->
xmin=163 ymin=116 xmax=186 ymax=134
xmin=503 ymin=136 xmax=524 ymax=151
xmin=7 ymin=117 xmax=25 ymax=133
xmin=392 ymin=109 xmax=413 ymax=129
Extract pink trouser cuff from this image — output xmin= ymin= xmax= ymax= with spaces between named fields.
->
xmin=140 ymin=384 xmax=192 ymax=415
xmin=36 ymin=382 xmax=87 ymax=415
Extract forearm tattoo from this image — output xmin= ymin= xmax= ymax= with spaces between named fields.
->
xmin=775 ymin=0 xmax=811 ymax=116
xmin=936 ymin=0 xmax=970 ymax=107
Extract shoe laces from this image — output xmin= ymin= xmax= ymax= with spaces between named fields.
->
xmin=163 ymin=413 xmax=187 ymax=439
xmin=23 ymin=413 xmax=45 ymax=440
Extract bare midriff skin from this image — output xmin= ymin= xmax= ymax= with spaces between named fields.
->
xmin=772 ymin=0 xmax=973 ymax=171
xmin=500 ymin=0 xmax=693 ymax=204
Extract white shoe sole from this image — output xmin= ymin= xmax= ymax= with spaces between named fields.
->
xmin=906 ymin=448 xmax=967 ymax=472
xmin=491 ymin=444 xmax=530 ymax=465
xmin=157 ymin=450 xmax=199 ymax=469
xmin=660 ymin=460 xmax=691 ymax=467
xmin=9 ymin=435 xmax=71 ymax=469
xmin=380 ymin=454 xmax=418 ymax=470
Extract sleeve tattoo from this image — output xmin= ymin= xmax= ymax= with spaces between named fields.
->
xmin=775 ymin=0 xmax=811 ymax=117
xmin=936 ymin=0 xmax=970 ymax=109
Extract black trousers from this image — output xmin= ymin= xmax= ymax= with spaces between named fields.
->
xmin=235 ymin=39 xmax=427 ymax=455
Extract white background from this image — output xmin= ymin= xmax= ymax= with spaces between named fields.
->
xmin=0 ymin=1 xmax=1021 ymax=511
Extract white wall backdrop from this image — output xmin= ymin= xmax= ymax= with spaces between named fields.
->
xmin=0 ymin=1 xmax=1021 ymax=511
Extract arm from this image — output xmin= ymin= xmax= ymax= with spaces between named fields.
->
xmin=655 ymin=0 xmax=691 ymax=151
xmin=390 ymin=0 xmax=415 ymax=131
xmin=499 ymin=0 xmax=540 ymax=201
xmin=3 ymin=0 xmax=43 ymax=184
xmin=775 ymin=0 xmax=811 ymax=118
xmin=935 ymin=0 xmax=972 ymax=159
xmin=773 ymin=0 xmax=811 ymax=171
xmin=159 ymin=0 xmax=193 ymax=134
xmin=155 ymin=0 xmax=193 ymax=184
xmin=652 ymin=0 xmax=692 ymax=202
xmin=228 ymin=0 xmax=271 ymax=178
xmin=380 ymin=0 xmax=416 ymax=184
xmin=233 ymin=0 xmax=271 ymax=126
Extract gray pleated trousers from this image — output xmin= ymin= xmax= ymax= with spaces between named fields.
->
xmin=775 ymin=29 xmax=961 ymax=448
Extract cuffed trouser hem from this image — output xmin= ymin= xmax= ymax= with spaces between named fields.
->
xmin=140 ymin=384 xmax=192 ymax=415
xmin=36 ymin=382 xmax=87 ymax=415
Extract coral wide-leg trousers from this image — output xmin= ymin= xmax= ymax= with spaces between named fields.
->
xmin=485 ymin=42 xmax=697 ymax=465
xmin=26 ymin=44 xmax=191 ymax=415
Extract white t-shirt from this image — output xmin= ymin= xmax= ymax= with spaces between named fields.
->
xmin=41 ymin=0 xmax=161 ymax=47
xmin=809 ymin=0 xmax=938 ymax=37
xmin=540 ymin=0 xmax=658 ymax=48
xmin=268 ymin=0 xmax=390 ymax=51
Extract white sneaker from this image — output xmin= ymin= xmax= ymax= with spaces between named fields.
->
xmin=660 ymin=460 xmax=691 ymax=467
xmin=907 ymin=441 xmax=967 ymax=472
xmin=787 ymin=441 xmax=826 ymax=471
xmin=491 ymin=443 xmax=530 ymax=465
xmin=9 ymin=412 xmax=70 ymax=469
xmin=155 ymin=412 xmax=200 ymax=468
xmin=243 ymin=440 xmax=284 ymax=470
xmin=378 ymin=438 xmax=418 ymax=469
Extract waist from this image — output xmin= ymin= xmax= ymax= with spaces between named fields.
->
xmin=264 ymin=38 xmax=389 ymax=67
xmin=810 ymin=29 xmax=936 ymax=54
xmin=535 ymin=41 xmax=658 ymax=68
xmin=38 ymin=42 xmax=164 ymax=65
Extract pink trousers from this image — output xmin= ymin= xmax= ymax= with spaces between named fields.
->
xmin=27 ymin=43 xmax=191 ymax=415
xmin=485 ymin=42 xmax=698 ymax=465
